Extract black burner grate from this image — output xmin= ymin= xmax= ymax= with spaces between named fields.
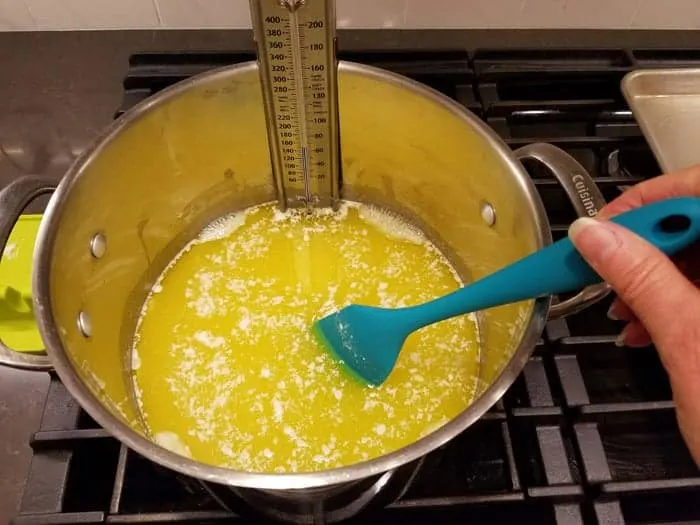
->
xmin=13 ymin=48 xmax=700 ymax=525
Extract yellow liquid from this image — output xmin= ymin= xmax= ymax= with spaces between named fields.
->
xmin=132 ymin=202 xmax=481 ymax=473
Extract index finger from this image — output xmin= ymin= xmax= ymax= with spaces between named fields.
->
xmin=598 ymin=163 xmax=700 ymax=219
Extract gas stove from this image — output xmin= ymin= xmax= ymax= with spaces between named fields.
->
xmin=11 ymin=48 xmax=700 ymax=525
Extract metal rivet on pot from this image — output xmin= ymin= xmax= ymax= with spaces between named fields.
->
xmin=481 ymin=201 xmax=496 ymax=226
xmin=90 ymin=233 xmax=106 ymax=259
xmin=77 ymin=311 xmax=92 ymax=338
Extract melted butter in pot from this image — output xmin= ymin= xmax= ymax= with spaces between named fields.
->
xmin=131 ymin=202 xmax=481 ymax=473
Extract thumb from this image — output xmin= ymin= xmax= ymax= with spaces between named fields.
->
xmin=568 ymin=217 xmax=699 ymax=350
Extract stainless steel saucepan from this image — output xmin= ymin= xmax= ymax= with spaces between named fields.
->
xmin=0 ymin=61 xmax=609 ymax=520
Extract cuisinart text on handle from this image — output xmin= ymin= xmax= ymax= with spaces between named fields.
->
xmin=572 ymin=173 xmax=599 ymax=217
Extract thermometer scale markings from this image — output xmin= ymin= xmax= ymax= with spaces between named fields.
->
xmin=251 ymin=0 xmax=339 ymax=211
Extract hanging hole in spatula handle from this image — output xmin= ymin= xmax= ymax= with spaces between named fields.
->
xmin=610 ymin=197 xmax=700 ymax=256
xmin=659 ymin=214 xmax=692 ymax=234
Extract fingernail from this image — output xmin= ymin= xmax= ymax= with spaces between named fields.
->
xmin=614 ymin=325 xmax=652 ymax=348
xmin=568 ymin=217 xmax=620 ymax=261
xmin=607 ymin=304 xmax=620 ymax=321
xmin=615 ymin=322 xmax=630 ymax=347
xmin=568 ymin=217 xmax=599 ymax=238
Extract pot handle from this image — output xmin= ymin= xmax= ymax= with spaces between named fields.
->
xmin=0 ymin=176 xmax=57 ymax=371
xmin=513 ymin=142 xmax=611 ymax=319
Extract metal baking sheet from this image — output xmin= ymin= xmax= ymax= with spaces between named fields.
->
xmin=622 ymin=68 xmax=700 ymax=173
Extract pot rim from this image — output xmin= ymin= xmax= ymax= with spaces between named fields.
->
xmin=32 ymin=59 xmax=552 ymax=490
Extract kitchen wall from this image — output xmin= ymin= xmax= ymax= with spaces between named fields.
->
xmin=1 ymin=0 xmax=700 ymax=31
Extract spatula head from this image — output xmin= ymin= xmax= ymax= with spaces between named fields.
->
xmin=312 ymin=305 xmax=408 ymax=387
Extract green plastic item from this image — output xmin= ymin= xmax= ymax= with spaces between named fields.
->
xmin=0 ymin=214 xmax=43 ymax=353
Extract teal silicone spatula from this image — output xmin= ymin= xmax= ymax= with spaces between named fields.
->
xmin=313 ymin=197 xmax=700 ymax=387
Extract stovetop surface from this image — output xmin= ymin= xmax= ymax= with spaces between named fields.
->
xmin=12 ymin=48 xmax=700 ymax=525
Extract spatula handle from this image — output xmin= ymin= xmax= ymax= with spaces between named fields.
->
xmin=518 ymin=195 xmax=700 ymax=289
xmin=408 ymin=197 xmax=700 ymax=327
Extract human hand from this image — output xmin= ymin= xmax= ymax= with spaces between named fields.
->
xmin=568 ymin=164 xmax=700 ymax=466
